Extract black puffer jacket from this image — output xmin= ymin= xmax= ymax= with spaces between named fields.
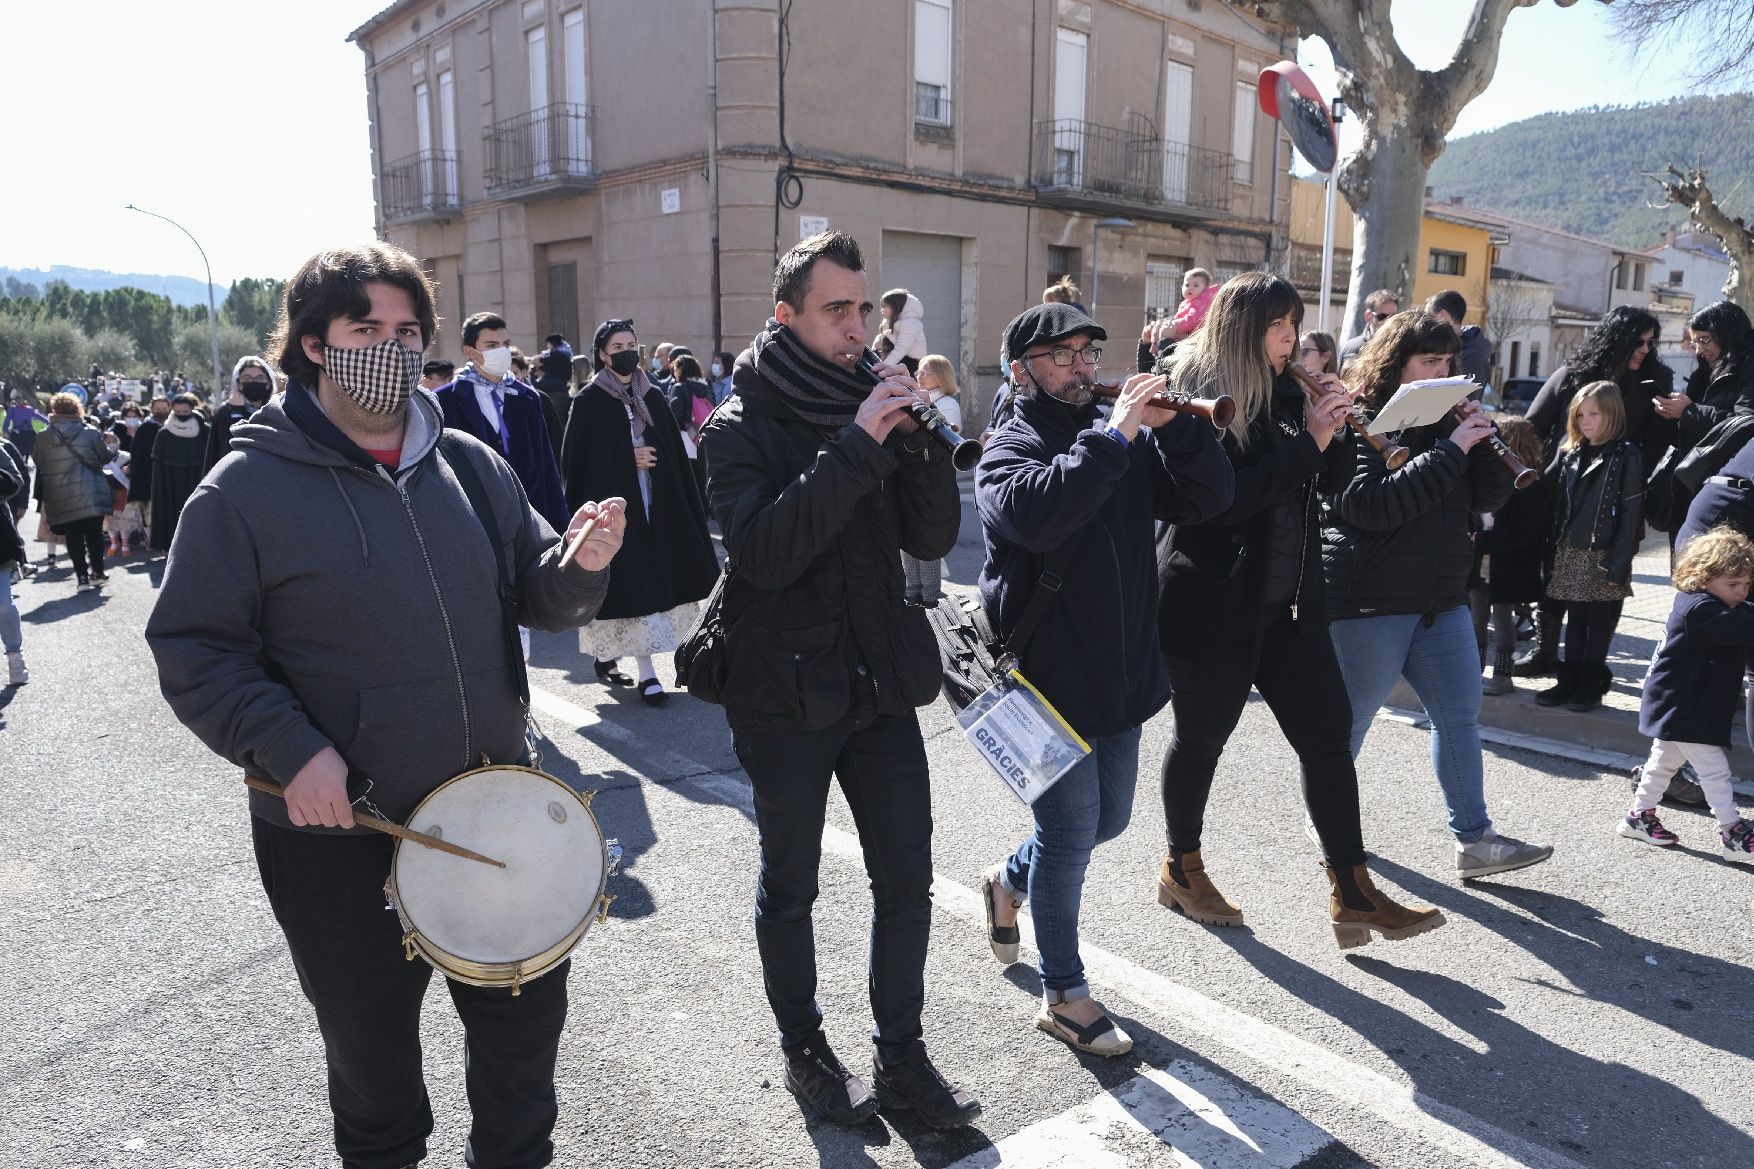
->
xmin=1158 ymin=371 xmax=1355 ymax=666
xmin=1548 ymin=439 xmax=1644 ymax=585
xmin=702 ymin=360 xmax=960 ymax=734
xmin=1323 ymin=414 xmax=1516 ymax=619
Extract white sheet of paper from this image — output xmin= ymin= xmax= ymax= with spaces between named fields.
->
xmin=1367 ymin=376 xmax=1478 ymax=435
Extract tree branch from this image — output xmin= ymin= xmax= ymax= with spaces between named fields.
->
xmin=1653 ymin=164 xmax=1754 ymax=312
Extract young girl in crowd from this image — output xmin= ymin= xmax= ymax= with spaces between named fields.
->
xmin=1474 ymin=416 xmax=1551 ymax=695
xmin=1154 ymin=272 xmax=1445 ymax=945
xmin=1537 ymin=382 xmax=1643 ymax=712
xmin=901 ymin=355 xmax=961 ymax=606
xmin=1623 ymin=525 xmax=1754 ymax=862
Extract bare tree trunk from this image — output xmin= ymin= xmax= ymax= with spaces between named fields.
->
xmin=1655 ymin=165 xmax=1754 ymax=316
xmin=1337 ymin=122 xmax=1427 ymax=341
xmin=1248 ymin=0 xmax=1597 ymax=339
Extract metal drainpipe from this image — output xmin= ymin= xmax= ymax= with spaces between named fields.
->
xmin=708 ymin=6 xmax=722 ymax=354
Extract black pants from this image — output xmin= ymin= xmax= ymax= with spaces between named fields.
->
xmin=1161 ymin=608 xmax=1367 ymax=867
xmin=1562 ymin=599 xmax=1623 ymax=666
xmin=733 ymin=712 xmax=934 ymax=1061
xmin=56 ymin=515 xmax=105 ymax=579
xmin=252 ymin=819 xmax=569 ymax=1169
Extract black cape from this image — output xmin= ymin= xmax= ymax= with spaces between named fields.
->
xmin=150 ymin=420 xmax=209 ymax=551
xmin=128 ymin=418 xmax=162 ymax=503
xmin=560 ymin=380 xmax=718 ymax=620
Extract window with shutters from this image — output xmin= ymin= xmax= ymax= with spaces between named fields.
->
xmin=914 ymin=0 xmax=952 ymax=126
xmin=1232 ymin=80 xmax=1255 ymax=185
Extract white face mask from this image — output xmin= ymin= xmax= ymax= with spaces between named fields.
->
xmin=479 ymin=346 xmax=514 ymax=379
xmin=710 ymin=363 xmax=724 ymax=379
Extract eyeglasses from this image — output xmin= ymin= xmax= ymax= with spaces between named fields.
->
xmin=1026 ymin=346 xmax=1102 ymax=367
xmin=1299 ymin=346 xmax=1321 ymax=356
xmin=602 ymin=318 xmax=634 ymax=334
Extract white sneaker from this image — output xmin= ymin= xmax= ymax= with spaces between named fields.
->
xmin=1456 ymin=830 xmax=1553 ymax=879
xmin=5 ymin=652 xmax=25 ymax=686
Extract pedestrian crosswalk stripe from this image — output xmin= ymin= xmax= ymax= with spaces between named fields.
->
xmin=942 ymin=1062 xmax=1332 ymax=1169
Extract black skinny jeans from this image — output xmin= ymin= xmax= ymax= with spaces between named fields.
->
xmin=1162 ymin=606 xmax=1367 ymax=867
xmin=252 ymin=819 xmax=569 ymax=1169
xmin=57 ymin=515 xmax=105 ymax=579
xmin=732 ymin=712 xmax=934 ymax=1062
xmin=1562 ymin=599 xmax=1623 ymax=667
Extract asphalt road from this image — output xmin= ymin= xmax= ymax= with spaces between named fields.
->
xmin=4 ymin=485 xmax=1751 ymax=1169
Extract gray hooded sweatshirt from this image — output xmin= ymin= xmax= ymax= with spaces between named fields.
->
xmin=146 ymin=385 xmax=608 ymax=831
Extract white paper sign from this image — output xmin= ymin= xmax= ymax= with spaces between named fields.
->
xmin=959 ymin=674 xmax=1089 ymax=805
xmin=1367 ymin=376 xmax=1478 ymax=435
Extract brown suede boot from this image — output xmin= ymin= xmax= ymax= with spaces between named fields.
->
xmin=1325 ymin=862 xmax=1445 ymax=949
xmin=1156 ymin=849 xmax=1244 ymax=927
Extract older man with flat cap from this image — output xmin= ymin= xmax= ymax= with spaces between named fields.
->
xmin=972 ymin=302 xmax=1234 ymax=1058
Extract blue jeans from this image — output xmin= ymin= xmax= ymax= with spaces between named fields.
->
xmin=0 ymin=567 xmax=19 ymax=653
xmin=1002 ymin=725 xmax=1142 ymax=998
xmin=1328 ymin=605 xmax=1491 ymax=843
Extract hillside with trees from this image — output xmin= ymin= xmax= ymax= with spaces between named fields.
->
xmin=1426 ymin=93 xmax=1754 ymax=248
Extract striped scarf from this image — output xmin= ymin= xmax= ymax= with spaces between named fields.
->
xmin=748 ymin=319 xmax=878 ymax=431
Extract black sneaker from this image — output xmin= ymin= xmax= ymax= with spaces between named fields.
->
xmin=783 ymin=1034 xmax=878 ymax=1126
xmin=872 ymin=1047 xmax=982 ymax=1130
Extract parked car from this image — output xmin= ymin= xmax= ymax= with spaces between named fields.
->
xmin=1499 ymin=377 xmax=1545 ymax=414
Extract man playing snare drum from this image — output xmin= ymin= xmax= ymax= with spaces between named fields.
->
xmin=146 ymin=243 xmax=625 ymax=1169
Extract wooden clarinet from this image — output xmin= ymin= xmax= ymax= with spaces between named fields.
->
xmin=1287 ymin=363 xmax=1411 ymax=470
xmin=1089 ymin=380 xmax=1236 ymax=429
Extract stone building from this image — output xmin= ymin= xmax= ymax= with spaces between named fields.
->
xmin=348 ymin=0 xmax=1295 ymax=420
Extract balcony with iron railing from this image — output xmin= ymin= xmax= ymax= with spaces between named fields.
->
xmin=382 ymin=150 xmax=462 ymax=222
xmin=914 ymin=82 xmax=952 ymax=129
xmin=1031 ymin=119 xmax=1233 ymax=215
xmin=485 ymin=103 xmax=597 ymax=200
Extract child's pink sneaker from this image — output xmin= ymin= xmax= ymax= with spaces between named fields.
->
xmin=1722 ymin=820 xmax=1754 ymax=866
xmin=1618 ymin=808 xmax=1678 ymax=847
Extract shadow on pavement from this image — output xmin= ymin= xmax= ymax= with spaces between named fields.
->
xmin=1370 ymin=861 xmax=1754 ymax=1067
xmin=21 ymin=589 xmax=108 ymax=623
xmin=1216 ymin=928 xmax=1752 ymax=1169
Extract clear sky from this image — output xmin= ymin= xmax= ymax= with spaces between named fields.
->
xmin=3 ymin=0 xmax=1729 ymax=288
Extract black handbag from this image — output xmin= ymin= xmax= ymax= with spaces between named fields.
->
xmin=925 ymin=557 xmax=1064 ymax=711
xmin=672 ymin=559 xmax=743 ymax=705
xmin=1647 ymin=411 xmax=1754 ymax=531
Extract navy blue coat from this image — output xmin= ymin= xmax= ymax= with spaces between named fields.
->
xmin=976 ymin=391 xmax=1235 ymax=740
xmin=1639 ymin=591 xmax=1754 ymax=746
xmin=435 ymin=375 xmax=570 ymax=532
xmin=1676 ymin=427 xmax=1754 ymax=550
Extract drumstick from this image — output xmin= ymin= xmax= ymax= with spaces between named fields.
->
xmin=243 ymin=776 xmax=507 ymax=869
xmin=558 ymin=515 xmax=601 ymax=571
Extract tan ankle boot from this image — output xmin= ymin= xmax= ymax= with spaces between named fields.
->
xmin=1156 ymin=849 xmax=1244 ymax=927
xmin=1325 ymin=863 xmax=1445 ymax=949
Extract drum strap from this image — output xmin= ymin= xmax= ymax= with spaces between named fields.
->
xmin=436 ymin=433 xmax=530 ymax=707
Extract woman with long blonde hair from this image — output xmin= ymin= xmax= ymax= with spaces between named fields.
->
xmin=1155 ymin=272 xmax=1445 ymax=947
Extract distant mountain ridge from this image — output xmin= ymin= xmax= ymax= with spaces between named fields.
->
xmin=0 ymin=264 xmax=223 ymax=308
xmin=1426 ymin=93 xmax=1754 ymax=249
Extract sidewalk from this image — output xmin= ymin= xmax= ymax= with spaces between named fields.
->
xmin=1389 ymin=529 xmax=1754 ymax=784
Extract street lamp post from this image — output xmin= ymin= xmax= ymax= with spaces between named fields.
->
xmin=126 ymin=204 xmax=222 ymax=401
xmin=1089 ymin=217 xmax=1136 ymax=321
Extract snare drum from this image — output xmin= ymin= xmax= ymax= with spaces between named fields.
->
xmin=386 ymin=765 xmax=620 ymax=994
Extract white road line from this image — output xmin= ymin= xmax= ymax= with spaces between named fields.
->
xmin=943 ymin=1063 xmax=1331 ymax=1169
xmin=530 ymin=683 xmax=1590 ymax=1169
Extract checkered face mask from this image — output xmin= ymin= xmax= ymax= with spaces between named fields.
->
xmin=321 ymin=337 xmax=424 ymax=415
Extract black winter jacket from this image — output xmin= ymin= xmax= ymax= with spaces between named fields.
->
xmin=1640 ymin=591 xmax=1754 ymax=746
xmin=0 ymin=435 xmax=27 ymax=568
xmin=1672 ymin=359 xmax=1754 ymax=450
xmin=1548 ymin=439 xmax=1644 ymax=585
xmin=1323 ymin=414 xmax=1516 ymax=619
xmin=702 ymin=361 xmax=960 ymax=734
xmin=978 ymin=390 xmax=1234 ymax=740
xmin=1158 ymin=371 xmax=1354 ymax=666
